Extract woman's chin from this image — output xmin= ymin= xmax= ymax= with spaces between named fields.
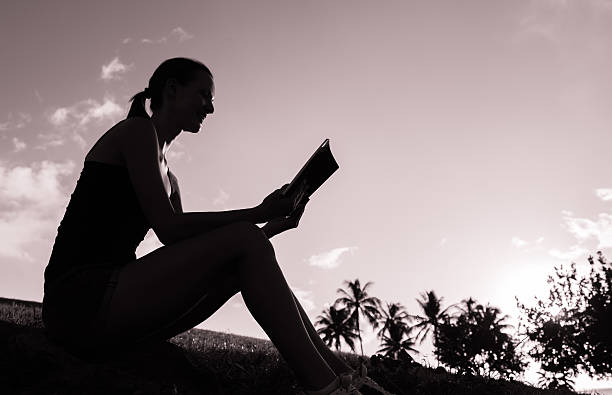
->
xmin=184 ymin=123 xmax=202 ymax=133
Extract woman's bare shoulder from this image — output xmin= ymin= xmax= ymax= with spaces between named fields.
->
xmin=115 ymin=117 xmax=155 ymax=133
xmin=114 ymin=117 xmax=158 ymax=148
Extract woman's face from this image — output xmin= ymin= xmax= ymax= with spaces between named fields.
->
xmin=173 ymin=70 xmax=215 ymax=133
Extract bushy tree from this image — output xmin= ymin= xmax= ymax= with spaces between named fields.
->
xmin=517 ymin=252 xmax=612 ymax=389
xmin=436 ymin=298 xmax=525 ymax=379
xmin=581 ymin=253 xmax=612 ymax=375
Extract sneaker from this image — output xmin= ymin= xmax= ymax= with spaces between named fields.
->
xmin=299 ymin=374 xmax=363 ymax=395
xmin=340 ymin=363 xmax=396 ymax=395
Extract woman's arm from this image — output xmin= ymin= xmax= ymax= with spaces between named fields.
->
xmin=166 ymin=171 xmax=264 ymax=243
xmin=119 ymin=118 xmax=265 ymax=245
xmin=168 ymin=170 xmax=183 ymax=214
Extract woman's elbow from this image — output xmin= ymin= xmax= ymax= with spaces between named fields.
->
xmin=154 ymin=215 xmax=179 ymax=245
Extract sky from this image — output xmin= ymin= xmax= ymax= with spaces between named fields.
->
xmin=1 ymin=0 xmax=612 ymax=390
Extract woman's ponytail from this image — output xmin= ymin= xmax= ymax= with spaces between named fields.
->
xmin=127 ymin=89 xmax=151 ymax=119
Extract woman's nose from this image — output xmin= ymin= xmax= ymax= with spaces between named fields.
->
xmin=203 ymin=100 xmax=214 ymax=114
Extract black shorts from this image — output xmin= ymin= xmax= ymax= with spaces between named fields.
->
xmin=42 ymin=262 xmax=123 ymax=357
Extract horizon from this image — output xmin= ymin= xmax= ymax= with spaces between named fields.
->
xmin=1 ymin=0 xmax=612 ymax=391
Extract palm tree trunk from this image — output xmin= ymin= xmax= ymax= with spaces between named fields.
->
xmin=433 ymin=324 xmax=439 ymax=365
xmin=356 ymin=317 xmax=364 ymax=356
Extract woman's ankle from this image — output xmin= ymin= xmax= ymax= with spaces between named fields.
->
xmin=305 ymin=375 xmax=341 ymax=395
xmin=340 ymin=367 xmax=356 ymax=376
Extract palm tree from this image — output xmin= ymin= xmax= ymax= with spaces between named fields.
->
xmin=376 ymin=302 xmax=411 ymax=341
xmin=335 ymin=279 xmax=382 ymax=356
xmin=471 ymin=303 xmax=514 ymax=358
xmin=477 ymin=304 xmax=512 ymax=332
xmin=315 ymin=303 xmax=359 ymax=353
xmin=411 ymin=290 xmax=456 ymax=349
xmin=457 ymin=297 xmax=478 ymax=320
xmin=377 ymin=321 xmax=419 ymax=359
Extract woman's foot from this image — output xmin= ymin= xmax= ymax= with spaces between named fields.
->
xmin=301 ymin=374 xmax=362 ymax=395
xmin=339 ymin=363 xmax=395 ymax=395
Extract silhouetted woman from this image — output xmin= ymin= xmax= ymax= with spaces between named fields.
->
xmin=42 ymin=57 xmax=391 ymax=395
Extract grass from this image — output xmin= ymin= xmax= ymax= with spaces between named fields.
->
xmin=0 ymin=297 xmax=584 ymax=394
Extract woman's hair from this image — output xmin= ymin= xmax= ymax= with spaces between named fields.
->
xmin=127 ymin=57 xmax=212 ymax=119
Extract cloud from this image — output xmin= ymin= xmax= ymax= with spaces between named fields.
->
xmin=596 ymin=188 xmax=612 ymax=201
xmin=0 ymin=160 xmax=74 ymax=209
xmin=307 ymin=246 xmax=358 ymax=269
xmin=140 ymin=27 xmax=194 ymax=45
xmin=122 ymin=38 xmax=132 ymax=44
xmin=562 ymin=212 xmax=606 ymax=242
xmin=0 ymin=112 xmax=32 ymax=132
xmin=512 ymin=237 xmax=528 ymax=248
xmin=0 ymin=212 xmax=44 ymax=261
xmin=12 ymin=137 xmax=26 ymax=152
xmin=557 ymin=210 xmax=612 ymax=249
xmin=50 ymin=108 xmax=69 ymax=126
xmin=46 ymin=96 xmax=124 ymax=149
xmin=510 ymin=236 xmax=545 ymax=253
xmin=170 ymin=27 xmax=194 ymax=42
xmin=49 ymin=96 xmax=122 ymax=127
xmin=101 ymin=57 xmax=133 ymax=81
xmin=439 ymin=237 xmax=447 ymax=247
xmin=213 ymin=188 xmax=230 ymax=206
xmin=0 ymin=160 xmax=75 ymax=260
xmin=549 ymin=245 xmax=589 ymax=261
xmin=291 ymin=286 xmax=316 ymax=312
xmin=34 ymin=132 xmax=65 ymax=150
xmin=79 ymin=97 xmax=123 ymax=125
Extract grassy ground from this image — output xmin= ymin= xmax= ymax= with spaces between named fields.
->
xmin=0 ymin=297 xmax=583 ymax=394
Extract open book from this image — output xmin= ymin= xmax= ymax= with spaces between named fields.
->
xmin=281 ymin=138 xmax=339 ymax=201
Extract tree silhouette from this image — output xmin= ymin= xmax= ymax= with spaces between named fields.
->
xmin=456 ymin=297 xmax=477 ymax=319
xmin=376 ymin=320 xmax=419 ymax=360
xmin=411 ymin=290 xmax=456 ymax=362
xmin=335 ymin=279 xmax=382 ymax=356
xmin=376 ymin=302 xmax=411 ymax=340
xmin=517 ymin=251 xmax=612 ymax=389
xmin=536 ymin=370 xmax=576 ymax=391
xmin=436 ymin=298 xmax=525 ymax=379
xmin=315 ymin=303 xmax=359 ymax=353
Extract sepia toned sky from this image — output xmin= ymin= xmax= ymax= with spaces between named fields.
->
xmin=1 ymin=0 xmax=612 ymax=390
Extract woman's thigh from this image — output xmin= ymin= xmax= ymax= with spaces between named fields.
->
xmin=102 ymin=221 xmax=274 ymax=344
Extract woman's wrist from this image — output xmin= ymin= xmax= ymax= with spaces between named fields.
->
xmin=249 ymin=206 xmax=266 ymax=224
xmin=262 ymin=221 xmax=286 ymax=239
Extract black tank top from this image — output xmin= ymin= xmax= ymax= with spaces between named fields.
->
xmin=43 ymin=160 xmax=150 ymax=294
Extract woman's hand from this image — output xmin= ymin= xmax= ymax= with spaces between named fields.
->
xmin=262 ymin=196 xmax=309 ymax=238
xmin=256 ymin=181 xmax=308 ymax=222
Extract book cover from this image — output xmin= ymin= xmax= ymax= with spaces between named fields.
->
xmin=281 ymin=138 xmax=339 ymax=201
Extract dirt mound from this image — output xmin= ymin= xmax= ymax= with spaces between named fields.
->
xmin=0 ymin=320 xmax=221 ymax=394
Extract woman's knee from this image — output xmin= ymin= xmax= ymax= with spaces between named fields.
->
xmin=232 ymin=221 xmax=275 ymax=256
